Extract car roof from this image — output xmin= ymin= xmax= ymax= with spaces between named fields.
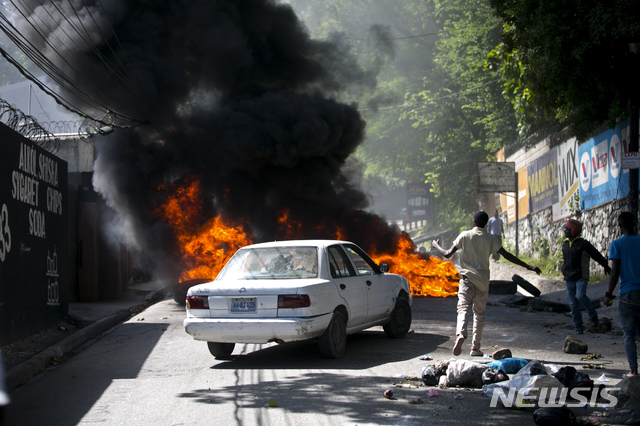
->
xmin=241 ymin=240 xmax=352 ymax=249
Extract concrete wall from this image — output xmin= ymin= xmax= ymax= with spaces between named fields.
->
xmin=500 ymin=126 xmax=637 ymax=279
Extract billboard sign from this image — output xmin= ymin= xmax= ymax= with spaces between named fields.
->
xmin=552 ymin=138 xmax=580 ymax=221
xmin=406 ymin=183 xmax=434 ymax=223
xmin=477 ymin=162 xmax=516 ymax=193
xmin=622 ymin=152 xmax=640 ymax=169
xmin=527 ymin=148 xmax=559 ymax=213
xmin=578 ymin=119 xmax=631 ymax=210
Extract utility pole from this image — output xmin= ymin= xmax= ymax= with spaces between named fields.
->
xmin=630 ymin=44 xmax=639 ymax=232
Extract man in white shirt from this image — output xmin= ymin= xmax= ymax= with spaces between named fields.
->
xmin=432 ymin=211 xmax=540 ymax=356
xmin=486 ymin=210 xmax=504 ymax=261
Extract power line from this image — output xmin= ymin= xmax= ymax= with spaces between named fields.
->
xmin=358 ymin=79 xmax=501 ymax=112
xmin=0 ymin=0 xmax=148 ymax=127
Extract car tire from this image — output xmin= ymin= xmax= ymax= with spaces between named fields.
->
xmin=319 ymin=310 xmax=347 ymax=359
xmin=512 ymin=274 xmax=542 ymax=297
xmin=383 ymin=296 xmax=412 ymax=338
xmin=207 ymin=342 xmax=235 ymax=360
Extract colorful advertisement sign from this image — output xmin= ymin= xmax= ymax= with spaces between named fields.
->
xmin=506 ymin=168 xmax=529 ymax=222
xmin=527 ymin=148 xmax=558 ymax=213
xmin=552 ymin=138 xmax=580 ymax=221
xmin=578 ymin=118 xmax=631 ymax=210
xmin=406 ymin=183 xmax=434 ymax=223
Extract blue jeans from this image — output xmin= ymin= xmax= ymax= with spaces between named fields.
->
xmin=566 ymin=279 xmax=597 ymax=331
xmin=619 ymin=300 xmax=640 ymax=372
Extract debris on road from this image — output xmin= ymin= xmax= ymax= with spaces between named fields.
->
xmin=491 ymin=348 xmax=512 ymax=360
xmin=563 ymin=335 xmax=588 ymax=354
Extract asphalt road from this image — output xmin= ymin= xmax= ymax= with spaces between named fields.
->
xmin=3 ymin=278 xmax=628 ymax=426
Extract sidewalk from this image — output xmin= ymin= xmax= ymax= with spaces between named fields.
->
xmin=3 ymin=280 xmax=170 ymax=391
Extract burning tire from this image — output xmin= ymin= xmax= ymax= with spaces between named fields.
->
xmin=207 ymin=342 xmax=235 ymax=359
xmin=319 ymin=310 xmax=347 ymax=359
xmin=383 ymin=296 xmax=412 ymax=338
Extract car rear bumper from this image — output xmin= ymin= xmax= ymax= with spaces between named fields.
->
xmin=183 ymin=313 xmax=333 ymax=343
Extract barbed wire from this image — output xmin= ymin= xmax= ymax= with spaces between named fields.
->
xmin=38 ymin=119 xmax=84 ymax=135
xmin=0 ymin=98 xmax=59 ymax=153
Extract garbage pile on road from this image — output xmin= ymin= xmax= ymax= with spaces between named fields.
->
xmin=420 ymin=350 xmax=640 ymax=425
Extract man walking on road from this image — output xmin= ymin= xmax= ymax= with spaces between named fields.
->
xmin=603 ymin=212 xmax=640 ymax=379
xmin=486 ymin=210 xmax=504 ymax=262
xmin=561 ymin=219 xmax=611 ymax=334
xmin=432 ymin=211 xmax=541 ymax=357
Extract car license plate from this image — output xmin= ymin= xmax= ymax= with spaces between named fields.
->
xmin=230 ymin=298 xmax=257 ymax=312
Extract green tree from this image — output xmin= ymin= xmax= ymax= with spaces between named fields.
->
xmin=488 ymin=0 xmax=640 ymax=140
xmin=0 ymin=45 xmax=26 ymax=87
xmin=287 ymin=0 xmax=522 ymax=230
xmin=400 ymin=0 xmax=520 ymax=230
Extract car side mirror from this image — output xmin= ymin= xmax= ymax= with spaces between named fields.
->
xmin=379 ymin=263 xmax=389 ymax=273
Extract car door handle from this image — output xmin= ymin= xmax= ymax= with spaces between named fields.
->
xmin=366 ymin=280 xmax=372 ymax=286
xmin=340 ymin=284 xmax=346 ymax=290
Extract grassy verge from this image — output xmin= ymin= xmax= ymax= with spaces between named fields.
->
xmin=514 ymin=253 xmax=564 ymax=280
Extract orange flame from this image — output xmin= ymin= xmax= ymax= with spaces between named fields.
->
xmin=154 ymin=176 xmax=253 ymax=282
xmin=156 ymin=176 xmax=458 ymax=296
xmin=370 ymin=235 xmax=459 ymax=297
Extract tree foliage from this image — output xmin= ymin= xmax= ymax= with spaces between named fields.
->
xmin=489 ymin=0 xmax=640 ymax=140
xmin=0 ymin=47 xmax=26 ymax=87
xmin=288 ymin=0 xmax=522 ymax=230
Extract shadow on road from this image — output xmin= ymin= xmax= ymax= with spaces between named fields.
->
xmin=209 ymin=330 xmax=449 ymax=370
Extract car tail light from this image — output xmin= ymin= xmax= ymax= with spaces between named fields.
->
xmin=278 ymin=294 xmax=310 ymax=308
xmin=186 ymin=296 xmax=209 ymax=309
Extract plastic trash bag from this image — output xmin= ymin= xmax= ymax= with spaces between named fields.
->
xmin=553 ymin=366 xmax=593 ymax=389
xmin=422 ymin=361 xmax=449 ymax=386
xmin=482 ymin=368 xmax=510 ymax=385
xmin=532 ymin=407 xmax=576 ymax=425
xmin=482 ymin=360 xmax=564 ymax=409
xmin=446 ymin=360 xmax=489 ymax=388
xmin=422 ymin=365 xmax=440 ymax=386
xmin=486 ymin=358 xmax=529 ymax=374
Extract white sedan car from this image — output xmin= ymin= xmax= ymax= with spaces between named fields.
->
xmin=183 ymin=239 xmax=412 ymax=359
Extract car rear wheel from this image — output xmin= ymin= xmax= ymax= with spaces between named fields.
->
xmin=383 ymin=297 xmax=412 ymax=338
xmin=207 ymin=342 xmax=235 ymax=359
xmin=319 ymin=310 xmax=347 ymax=359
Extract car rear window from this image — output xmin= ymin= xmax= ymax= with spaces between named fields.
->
xmin=216 ymin=247 xmax=318 ymax=280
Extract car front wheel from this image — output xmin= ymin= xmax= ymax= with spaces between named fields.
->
xmin=319 ymin=310 xmax=347 ymax=359
xmin=207 ymin=342 xmax=235 ymax=359
xmin=383 ymin=297 xmax=412 ymax=338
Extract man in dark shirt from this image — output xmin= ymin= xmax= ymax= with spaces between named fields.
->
xmin=561 ymin=219 xmax=611 ymax=334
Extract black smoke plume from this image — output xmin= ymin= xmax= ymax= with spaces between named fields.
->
xmin=15 ymin=0 xmax=405 ymax=278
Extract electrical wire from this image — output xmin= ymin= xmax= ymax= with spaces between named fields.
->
xmin=358 ymin=79 xmax=501 ymax=112
xmin=0 ymin=0 xmax=148 ymax=127
xmin=15 ymin=0 xmax=144 ymax=117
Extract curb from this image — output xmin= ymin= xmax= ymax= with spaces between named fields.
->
xmin=6 ymin=289 xmax=167 ymax=391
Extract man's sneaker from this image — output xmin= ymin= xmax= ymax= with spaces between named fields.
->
xmin=470 ymin=348 xmax=484 ymax=356
xmin=576 ymin=330 xmax=584 ymax=335
xmin=452 ymin=335 xmax=465 ymax=356
xmin=590 ymin=315 xmax=599 ymax=328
